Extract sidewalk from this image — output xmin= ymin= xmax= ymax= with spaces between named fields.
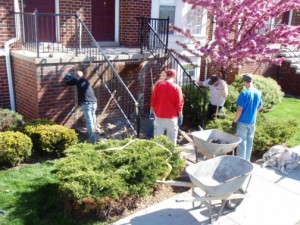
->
xmin=112 ymin=146 xmax=300 ymax=225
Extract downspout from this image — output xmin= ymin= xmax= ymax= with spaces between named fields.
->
xmin=2 ymin=0 xmax=21 ymax=111
xmin=204 ymin=58 xmax=208 ymax=80
xmin=288 ymin=10 xmax=293 ymax=26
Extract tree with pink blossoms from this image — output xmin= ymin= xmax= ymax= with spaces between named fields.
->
xmin=171 ymin=0 xmax=300 ymax=79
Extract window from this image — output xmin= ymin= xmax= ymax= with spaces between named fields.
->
xmin=159 ymin=5 xmax=175 ymax=24
xmin=186 ymin=7 xmax=204 ymax=35
xmin=255 ymin=18 xmax=276 ymax=34
xmin=159 ymin=0 xmax=176 ymax=34
xmin=180 ymin=64 xmax=196 ymax=86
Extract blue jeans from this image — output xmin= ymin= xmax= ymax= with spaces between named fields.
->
xmin=146 ymin=118 xmax=155 ymax=139
xmin=236 ymin=122 xmax=255 ymax=161
xmin=81 ymin=102 xmax=97 ymax=143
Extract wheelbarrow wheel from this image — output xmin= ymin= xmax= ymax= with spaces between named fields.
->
xmin=225 ymin=189 xmax=244 ymax=209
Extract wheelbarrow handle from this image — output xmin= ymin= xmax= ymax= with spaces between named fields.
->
xmin=156 ymin=180 xmax=195 ymax=187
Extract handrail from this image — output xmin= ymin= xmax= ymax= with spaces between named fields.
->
xmin=77 ymin=17 xmax=140 ymax=136
xmin=138 ymin=17 xmax=207 ymax=127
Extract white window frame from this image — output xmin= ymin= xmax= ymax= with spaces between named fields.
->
xmin=176 ymin=63 xmax=200 ymax=86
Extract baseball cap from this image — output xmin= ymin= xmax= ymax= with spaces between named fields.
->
xmin=242 ymin=73 xmax=253 ymax=83
xmin=166 ymin=69 xmax=176 ymax=78
xmin=208 ymin=75 xmax=219 ymax=85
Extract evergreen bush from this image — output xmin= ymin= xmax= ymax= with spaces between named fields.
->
xmin=55 ymin=136 xmax=185 ymax=219
xmin=225 ymin=74 xmax=284 ymax=113
xmin=0 ymin=131 xmax=32 ymax=167
xmin=0 ymin=108 xmax=24 ymax=132
xmin=24 ymin=118 xmax=56 ymax=126
xmin=23 ymin=124 xmax=78 ymax=156
xmin=255 ymin=115 xmax=299 ymax=151
xmin=182 ymin=84 xmax=208 ymax=127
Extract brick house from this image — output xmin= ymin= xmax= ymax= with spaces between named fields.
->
xmin=0 ymin=0 xmax=299 ymax=136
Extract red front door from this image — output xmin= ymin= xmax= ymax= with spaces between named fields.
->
xmin=92 ymin=0 xmax=115 ymax=41
xmin=24 ymin=0 xmax=56 ymax=42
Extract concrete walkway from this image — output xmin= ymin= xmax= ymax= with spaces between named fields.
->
xmin=112 ymin=146 xmax=300 ymax=225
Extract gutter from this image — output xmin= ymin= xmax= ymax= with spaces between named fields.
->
xmin=1 ymin=0 xmax=21 ymax=111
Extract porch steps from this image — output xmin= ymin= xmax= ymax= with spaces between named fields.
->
xmin=278 ymin=49 xmax=300 ymax=75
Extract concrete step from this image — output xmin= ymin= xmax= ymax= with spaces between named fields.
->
xmin=285 ymin=58 xmax=300 ymax=64
xmin=290 ymin=63 xmax=300 ymax=69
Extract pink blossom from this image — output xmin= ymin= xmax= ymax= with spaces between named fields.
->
xmin=174 ymin=0 xmax=300 ymax=78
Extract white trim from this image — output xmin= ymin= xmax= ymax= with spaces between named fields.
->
xmin=288 ymin=10 xmax=293 ymax=26
xmin=151 ymin=0 xmax=159 ymax=18
xmin=54 ymin=0 xmax=60 ymax=42
xmin=115 ymin=0 xmax=119 ymax=42
xmin=55 ymin=0 xmax=60 ymax=42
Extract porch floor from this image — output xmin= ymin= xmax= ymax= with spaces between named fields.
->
xmin=11 ymin=45 xmax=155 ymax=63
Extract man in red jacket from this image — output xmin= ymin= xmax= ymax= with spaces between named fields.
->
xmin=150 ymin=69 xmax=184 ymax=145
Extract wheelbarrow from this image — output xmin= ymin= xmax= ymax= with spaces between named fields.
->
xmin=191 ymin=129 xmax=242 ymax=160
xmin=157 ymin=155 xmax=253 ymax=223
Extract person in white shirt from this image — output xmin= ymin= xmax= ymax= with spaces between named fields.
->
xmin=196 ymin=75 xmax=228 ymax=120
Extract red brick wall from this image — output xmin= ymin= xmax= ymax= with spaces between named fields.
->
xmin=238 ymin=62 xmax=274 ymax=76
xmin=270 ymin=61 xmax=300 ymax=97
xmin=0 ymin=56 xmax=11 ymax=109
xmin=0 ymin=0 xmax=14 ymax=48
xmin=292 ymin=9 xmax=300 ymax=26
xmin=12 ymin=56 xmax=82 ymax=126
xmin=58 ymin=0 xmax=92 ymax=47
xmin=11 ymin=54 xmax=158 ymax=127
xmin=119 ymin=0 xmax=151 ymax=47
xmin=199 ymin=58 xmax=238 ymax=84
xmin=12 ymin=57 xmax=39 ymax=119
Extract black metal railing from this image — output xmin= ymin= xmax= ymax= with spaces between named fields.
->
xmin=14 ymin=11 xmax=140 ymax=136
xmin=15 ymin=11 xmax=79 ymax=57
xmin=77 ymin=17 xmax=141 ymax=136
xmin=137 ymin=17 xmax=169 ymax=54
xmin=138 ymin=17 xmax=207 ymax=127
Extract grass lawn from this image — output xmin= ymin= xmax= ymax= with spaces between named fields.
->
xmin=0 ymin=161 xmax=107 ymax=225
xmin=266 ymin=96 xmax=300 ymax=147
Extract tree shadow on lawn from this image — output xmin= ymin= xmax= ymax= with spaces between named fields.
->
xmin=9 ymin=183 xmax=102 ymax=225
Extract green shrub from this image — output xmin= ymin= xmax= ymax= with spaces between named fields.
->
xmin=24 ymin=118 xmax=56 ymax=126
xmin=55 ymin=136 xmax=185 ymax=219
xmin=206 ymin=113 xmax=299 ymax=152
xmin=255 ymin=115 xmax=299 ymax=151
xmin=225 ymin=74 xmax=284 ymax=113
xmin=182 ymin=84 xmax=208 ymax=126
xmin=0 ymin=131 xmax=32 ymax=167
xmin=23 ymin=124 xmax=78 ymax=156
xmin=0 ymin=108 xmax=24 ymax=132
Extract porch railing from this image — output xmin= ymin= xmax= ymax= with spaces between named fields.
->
xmin=14 ymin=11 xmax=141 ymax=136
xmin=138 ymin=17 xmax=207 ymax=127
xmin=15 ymin=11 xmax=79 ymax=57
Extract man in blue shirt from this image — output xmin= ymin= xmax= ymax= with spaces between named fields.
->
xmin=232 ymin=74 xmax=263 ymax=161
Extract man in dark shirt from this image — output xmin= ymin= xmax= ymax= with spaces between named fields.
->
xmin=65 ymin=70 xmax=98 ymax=143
